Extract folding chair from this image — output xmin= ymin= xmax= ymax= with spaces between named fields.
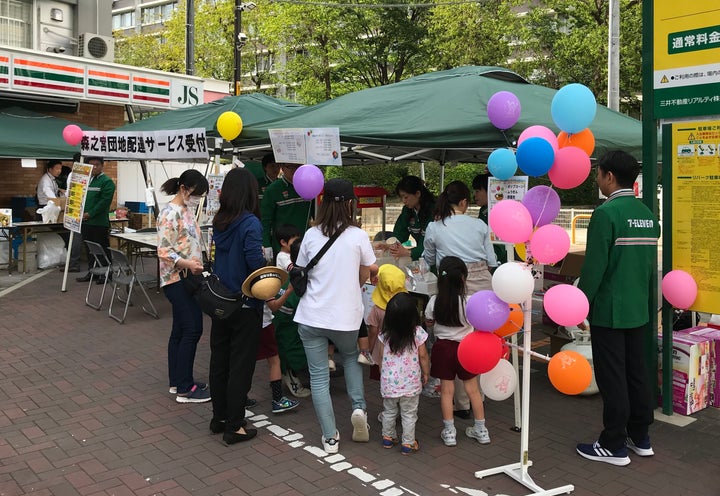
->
xmin=84 ymin=241 xmax=112 ymax=310
xmin=107 ymin=247 xmax=159 ymax=324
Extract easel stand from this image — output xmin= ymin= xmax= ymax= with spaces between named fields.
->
xmin=474 ymin=297 xmax=574 ymax=496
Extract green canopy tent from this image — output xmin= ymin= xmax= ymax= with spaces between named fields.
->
xmin=234 ymin=66 xmax=645 ymax=165
xmin=0 ymin=106 xmax=94 ymax=159
xmin=115 ymin=93 xmax=304 ymax=136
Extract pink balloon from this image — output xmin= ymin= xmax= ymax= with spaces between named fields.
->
xmin=518 ymin=125 xmax=559 ymax=152
xmin=662 ymin=270 xmax=698 ymax=310
xmin=487 ymin=91 xmax=521 ymax=130
xmin=543 ymin=284 xmax=589 ymax=326
xmin=466 ymin=290 xmax=510 ymax=332
xmin=529 ymin=224 xmax=570 ymax=264
xmin=548 ymin=146 xmax=592 ymax=189
xmin=62 ymin=124 xmax=83 ymax=146
xmin=293 ymin=164 xmax=324 ymax=200
xmin=489 ymin=200 xmax=533 ymax=244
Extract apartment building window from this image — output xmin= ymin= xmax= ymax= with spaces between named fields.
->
xmin=142 ymin=2 xmax=177 ymax=25
xmin=113 ymin=11 xmax=136 ymax=30
xmin=0 ymin=0 xmax=32 ymax=48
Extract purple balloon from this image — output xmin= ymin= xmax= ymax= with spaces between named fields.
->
xmin=521 ymin=185 xmax=561 ymax=227
xmin=293 ymin=164 xmax=324 ymax=200
xmin=487 ymin=91 xmax=521 ymax=130
xmin=466 ymin=290 xmax=511 ymax=332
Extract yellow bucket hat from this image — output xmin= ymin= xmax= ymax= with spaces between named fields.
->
xmin=371 ymin=264 xmax=408 ymax=310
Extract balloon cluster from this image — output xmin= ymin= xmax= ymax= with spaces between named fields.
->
xmin=473 ymin=83 xmax=600 ymax=396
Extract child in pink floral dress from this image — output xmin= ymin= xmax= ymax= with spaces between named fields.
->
xmin=374 ymin=292 xmax=430 ymax=455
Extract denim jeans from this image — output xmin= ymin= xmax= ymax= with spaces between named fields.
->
xmin=298 ymin=324 xmax=366 ymax=439
xmin=382 ymin=395 xmax=420 ymax=445
xmin=163 ymin=281 xmax=204 ymax=394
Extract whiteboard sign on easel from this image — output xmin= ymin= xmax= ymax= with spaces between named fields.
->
xmin=269 ymin=128 xmax=342 ymax=166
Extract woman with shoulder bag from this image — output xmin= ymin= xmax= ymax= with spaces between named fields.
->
xmin=294 ymin=178 xmax=376 ymax=454
xmin=209 ymin=167 xmax=266 ymax=445
xmin=157 ymin=170 xmax=210 ymax=403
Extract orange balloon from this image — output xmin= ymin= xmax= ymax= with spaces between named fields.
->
xmin=557 ymin=128 xmax=595 ymax=156
xmin=548 ymin=350 xmax=592 ymax=395
xmin=494 ymin=303 xmax=523 ymax=338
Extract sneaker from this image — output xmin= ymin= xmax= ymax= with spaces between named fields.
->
xmin=169 ymin=382 xmax=207 ymax=395
xmin=465 ymin=426 xmax=491 ymax=444
xmin=282 ymin=372 xmax=311 ymax=398
xmin=328 ymin=357 xmax=337 ymax=372
xmin=441 ymin=426 xmax=457 ymax=447
xmin=576 ymin=441 xmax=631 ymax=466
xmin=176 ymin=384 xmax=211 ymax=403
xmin=357 ymin=350 xmax=375 ymax=366
xmin=401 ymin=440 xmax=419 ymax=455
xmin=351 ymin=409 xmax=370 ymax=442
xmin=246 ymin=398 xmax=257 ymax=408
xmin=322 ymin=431 xmax=340 ymax=454
xmin=626 ymin=436 xmax=654 ymax=456
xmin=272 ymin=396 xmax=300 ymax=414
xmin=382 ymin=436 xmax=398 ymax=449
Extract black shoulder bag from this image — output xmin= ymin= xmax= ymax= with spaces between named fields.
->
xmin=289 ymin=231 xmax=341 ymax=297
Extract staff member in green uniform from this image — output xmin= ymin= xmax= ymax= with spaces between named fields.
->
xmin=260 ymin=162 xmax=313 ymax=261
xmin=389 ymin=176 xmax=435 ymax=261
xmin=575 ymin=150 xmax=660 ymax=467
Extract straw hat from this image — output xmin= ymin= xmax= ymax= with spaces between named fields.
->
xmin=371 ymin=264 xmax=408 ymax=310
xmin=242 ymin=266 xmax=288 ymax=300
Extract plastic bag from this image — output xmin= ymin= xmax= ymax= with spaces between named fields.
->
xmin=36 ymin=201 xmax=61 ymax=223
xmin=37 ymin=233 xmax=67 ymax=269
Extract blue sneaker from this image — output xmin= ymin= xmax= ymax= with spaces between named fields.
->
xmin=176 ymin=384 xmax=211 ymax=404
xmin=626 ymin=436 xmax=654 ymax=456
xmin=576 ymin=441 xmax=630 ymax=466
xmin=382 ymin=436 xmax=398 ymax=449
xmin=272 ymin=396 xmax=300 ymax=414
xmin=400 ymin=440 xmax=419 ymax=455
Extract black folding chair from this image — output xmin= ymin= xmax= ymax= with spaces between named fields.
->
xmin=107 ymin=247 xmax=159 ymax=324
xmin=84 ymin=241 xmax=111 ymax=310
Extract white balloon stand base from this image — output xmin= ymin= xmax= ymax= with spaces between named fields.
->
xmin=474 ymin=298 xmax=574 ymax=496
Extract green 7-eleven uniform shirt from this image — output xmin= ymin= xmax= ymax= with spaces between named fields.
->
xmin=578 ymin=189 xmax=660 ymax=329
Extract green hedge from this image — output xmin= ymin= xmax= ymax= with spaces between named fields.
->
xmin=324 ymin=162 xmax=597 ymax=206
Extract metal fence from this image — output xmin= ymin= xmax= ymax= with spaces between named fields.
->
xmin=360 ymin=205 xmax=594 ymax=247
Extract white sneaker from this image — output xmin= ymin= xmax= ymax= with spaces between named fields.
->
xmin=282 ymin=371 xmax=311 ymax=398
xmin=351 ymin=409 xmax=370 ymax=442
xmin=357 ymin=350 xmax=375 ymax=366
xmin=328 ymin=357 xmax=337 ymax=372
xmin=465 ymin=426 xmax=491 ymax=444
xmin=441 ymin=426 xmax=457 ymax=446
xmin=322 ymin=431 xmax=340 ymax=454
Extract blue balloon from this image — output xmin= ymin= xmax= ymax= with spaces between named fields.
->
xmin=515 ymin=137 xmax=555 ymax=177
xmin=487 ymin=148 xmax=518 ymax=180
xmin=551 ymin=83 xmax=597 ymax=134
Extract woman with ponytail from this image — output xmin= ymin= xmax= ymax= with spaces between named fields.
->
xmin=422 ymin=181 xmax=497 ymax=294
xmin=157 ymin=169 xmax=210 ymax=404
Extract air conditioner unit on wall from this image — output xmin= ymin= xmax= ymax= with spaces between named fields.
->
xmin=78 ymin=33 xmax=114 ymax=62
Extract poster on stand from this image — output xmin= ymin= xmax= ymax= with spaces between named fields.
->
xmin=63 ymin=162 xmax=93 ymax=234
xmin=269 ymin=128 xmax=341 ymax=166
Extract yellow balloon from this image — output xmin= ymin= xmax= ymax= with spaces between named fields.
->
xmin=216 ymin=111 xmax=243 ymax=141
xmin=514 ymin=242 xmax=527 ymax=262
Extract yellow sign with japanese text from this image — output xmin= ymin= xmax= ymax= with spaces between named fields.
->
xmin=671 ymin=120 xmax=720 ymax=313
xmin=63 ymin=162 xmax=92 ymax=234
xmin=654 ymin=1 xmax=720 ymax=118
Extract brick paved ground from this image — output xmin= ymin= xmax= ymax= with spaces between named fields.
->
xmin=1 ymin=270 xmax=718 ymax=496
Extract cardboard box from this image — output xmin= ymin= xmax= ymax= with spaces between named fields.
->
xmin=677 ymin=325 xmax=720 ymax=407
xmin=128 ymin=213 xmax=156 ymax=230
xmin=557 ymin=250 xmax=585 ymax=277
xmin=658 ymin=331 xmax=710 ymax=415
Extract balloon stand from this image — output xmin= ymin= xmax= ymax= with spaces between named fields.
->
xmin=474 ymin=298 xmax=574 ymax=496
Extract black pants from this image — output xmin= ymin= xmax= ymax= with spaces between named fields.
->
xmin=591 ymin=324 xmax=654 ymax=450
xmin=209 ymin=307 xmax=262 ymax=433
xmin=81 ymin=224 xmax=110 ymax=270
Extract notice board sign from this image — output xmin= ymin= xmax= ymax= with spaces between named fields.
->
xmin=487 ymin=176 xmax=528 ymax=243
xmin=671 ymin=120 xmax=720 ymax=313
xmin=80 ymin=128 xmax=209 ymax=161
xmin=269 ymin=128 xmax=342 ymax=166
xmin=63 ymin=162 xmax=92 ymax=234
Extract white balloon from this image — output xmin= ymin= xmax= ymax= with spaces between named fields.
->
xmin=480 ymin=359 xmax=517 ymax=401
xmin=491 ymin=262 xmax=535 ymax=303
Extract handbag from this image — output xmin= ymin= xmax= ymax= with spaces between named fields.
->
xmin=181 ymin=269 xmax=248 ymax=320
xmin=289 ymin=230 xmax=341 ymax=297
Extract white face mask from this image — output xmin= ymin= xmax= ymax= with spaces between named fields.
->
xmin=185 ymin=195 xmax=203 ymax=209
